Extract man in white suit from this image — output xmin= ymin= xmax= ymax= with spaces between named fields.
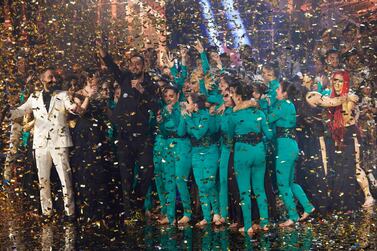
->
xmin=10 ymin=67 xmax=91 ymax=219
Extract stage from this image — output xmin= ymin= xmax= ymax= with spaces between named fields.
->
xmin=0 ymin=191 xmax=376 ymax=249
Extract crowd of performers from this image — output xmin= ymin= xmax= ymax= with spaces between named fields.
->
xmin=1 ymin=21 xmax=377 ymax=236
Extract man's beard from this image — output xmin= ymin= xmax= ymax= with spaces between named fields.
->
xmin=131 ymin=72 xmax=143 ymax=80
xmin=45 ymin=82 xmax=60 ymax=92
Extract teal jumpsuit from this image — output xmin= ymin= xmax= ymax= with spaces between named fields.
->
xmin=153 ymin=133 xmax=168 ymax=215
xmin=258 ymin=79 xmax=280 ymax=115
xmin=267 ymin=99 xmax=314 ymax=221
xmin=199 ymin=52 xmax=224 ymax=107
xmin=159 ymin=103 xmax=192 ymax=223
xmin=217 ymin=107 xmax=233 ymax=220
xmin=151 ymin=65 xmax=189 ymax=216
xmin=178 ymin=109 xmax=220 ymax=222
xmin=170 ymin=65 xmax=188 ymax=91
xmin=228 ymin=107 xmax=273 ymax=231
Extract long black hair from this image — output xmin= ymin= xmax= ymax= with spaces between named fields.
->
xmin=280 ymin=81 xmax=299 ymax=101
xmin=189 ymin=93 xmax=207 ymax=110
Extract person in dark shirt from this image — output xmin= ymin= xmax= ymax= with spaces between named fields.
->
xmin=97 ymin=41 xmax=160 ymax=220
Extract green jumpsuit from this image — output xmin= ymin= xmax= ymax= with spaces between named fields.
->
xmin=199 ymin=52 xmax=224 ymax=107
xmin=153 ymin=134 xmax=168 ymax=215
xmin=160 ymin=103 xmax=192 ymax=223
xmin=267 ymin=99 xmax=314 ymax=221
xmin=258 ymin=79 xmax=280 ymax=115
xmin=217 ymin=107 xmax=233 ymax=219
xmin=151 ymin=65 xmax=189 ymax=216
xmin=228 ymin=107 xmax=273 ymax=231
xmin=178 ymin=108 xmax=220 ymax=222
xmin=170 ymin=65 xmax=188 ymax=91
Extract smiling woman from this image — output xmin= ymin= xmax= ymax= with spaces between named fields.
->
xmin=319 ymin=70 xmax=375 ymax=212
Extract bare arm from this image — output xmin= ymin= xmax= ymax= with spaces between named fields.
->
xmin=306 ymin=91 xmax=347 ymax=108
xmin=233 ymin=99 xmax=258 ymax=112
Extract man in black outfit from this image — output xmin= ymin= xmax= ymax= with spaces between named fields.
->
xmin=97 ymin=41 xmax=159 ymax=219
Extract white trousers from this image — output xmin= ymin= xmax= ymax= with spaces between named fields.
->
xmin=34 ymin=145 xmax=75 ymax=216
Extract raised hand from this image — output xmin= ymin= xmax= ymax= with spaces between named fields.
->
xmin=181 ymin=102 xmax=191 ymax=116
xmin=194 ymin=39 xmax=204 ymax=53
xmin=347 ymin=93 xmax=359 ymax=103
xmin=216 ymin=104 xmax=226 ymax=115
xmin=164 ymin=51 xmax=175 ymax=68
xmin=156 ymin=110 xmax=162 ymax=122
xmin=131 ymin=79 xmax=145 ymax=93
xmin=180 ymin=46 xmax=189 ymax=66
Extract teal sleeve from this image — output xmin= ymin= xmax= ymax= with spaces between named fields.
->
xmin=170 ymin=66 xmax=179 ymax=78
xmin=227 ymin=112 xmax=235 ymax=137
xmin=321 ymin=89 xmax=331 ymax=96
xmin=316 ymin=82 xmax=323 ymax=93
xmin=267 ymin=103 xmax=284 ymax=124
xmin=177 ymin=114 xmax=187 ymax=137
xmin=260 ymin=112 xmax=273 ymax=140
xmin=268 ymin=80 xmax=280 ymax=108
xmin=21 ymin=131 xmax=30 ymax=147
xmin=200 ymin=52 xmax=210 ymax=75
xmin=170 ymin=66 xmax=188 ymax=90
xmin=209 ymin=114 xmax=220 ymax=134
xmin=258 ymin=99 xmax=269 ymax=115
xmin=207 ymin=90 xmax=224 ymax=106
xmin=185 ymin=112 xmax=209 ymax=140
xmin=163 ymin=119 xmax=176 ymax=131
xmin=269 ymin=89 xmax=278 ymax=108
xmin=199 ymin=79 xmax=208 ymax=96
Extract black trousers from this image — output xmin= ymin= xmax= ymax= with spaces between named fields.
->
xmin=117 ymin=132 xmax=154 ymax=216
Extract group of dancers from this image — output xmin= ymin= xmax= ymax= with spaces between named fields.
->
xmin=2 ymin=23 xmax=377 ymax=236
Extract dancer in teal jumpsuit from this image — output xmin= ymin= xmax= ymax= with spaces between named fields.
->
xmin=228 ymin=83 xmax=273 ymax=235
xmin=157 ymin=85 xmax=192 ymax=225
xmin=217 ymin=94 xmax=233 ymax=224
xmin=259 ymin=64 xmax=280 ymax=114
xmin=178 ymin=93 xmax=220 ymax=226
xmin=153 ymin=133 xmax=167 ymax=217
xmin=268 ymin=81 xmax=315 ymax=227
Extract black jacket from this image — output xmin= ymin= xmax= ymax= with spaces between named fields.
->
xmin=103 ymin=54 xmax=159 ymax=136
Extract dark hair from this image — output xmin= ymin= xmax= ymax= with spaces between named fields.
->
xmin=207 ymin=46 xmax=218 ymax=54
xmin=253 ymin=82 xmax=268 ymax=96
xmin=263 ymin=63 xmax=280 ymax=78
xmin=80 ymin=69 xmax=99 ymax=87
xmin=234 ymin=82 xmax=253 ymax=101
xmin=325 ymin=48 xmax=339 ymax=58
xmin=280 ymin=81 xmax=298 ymax=101
xmin=342 ymin=48 xmax=359 ymax=62
xmin=162 ymin=83 xmax=179 ymax=94
xmin=190 ymin=93 xmax=207 ymax=110
xmin=42 ymin=66 xmax=55 ymax=74
xmin=221 ymin=69 xmax=239 ymax=86
xmin=130 ymin=53 xmax=145 ymax=65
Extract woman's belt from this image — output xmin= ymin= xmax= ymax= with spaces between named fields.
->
xmin=164 ymin=132 xmax=185 ymax=139
xmin=191 ymin=134 xmax=218 ymax=147
xmin=276 ymin=127 xmax=296 ymax=140
xmin=235 ymin=132 xmax=262 ymax=145
xmin=221 ymin=133 xmax=233 ymax=146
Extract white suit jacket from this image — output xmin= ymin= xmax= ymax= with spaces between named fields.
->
xmin=11 ymin=90 xmax=77 ymax=149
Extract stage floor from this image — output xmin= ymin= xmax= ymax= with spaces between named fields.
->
xmin=1 ymin=191 xmax=376 ymax=250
